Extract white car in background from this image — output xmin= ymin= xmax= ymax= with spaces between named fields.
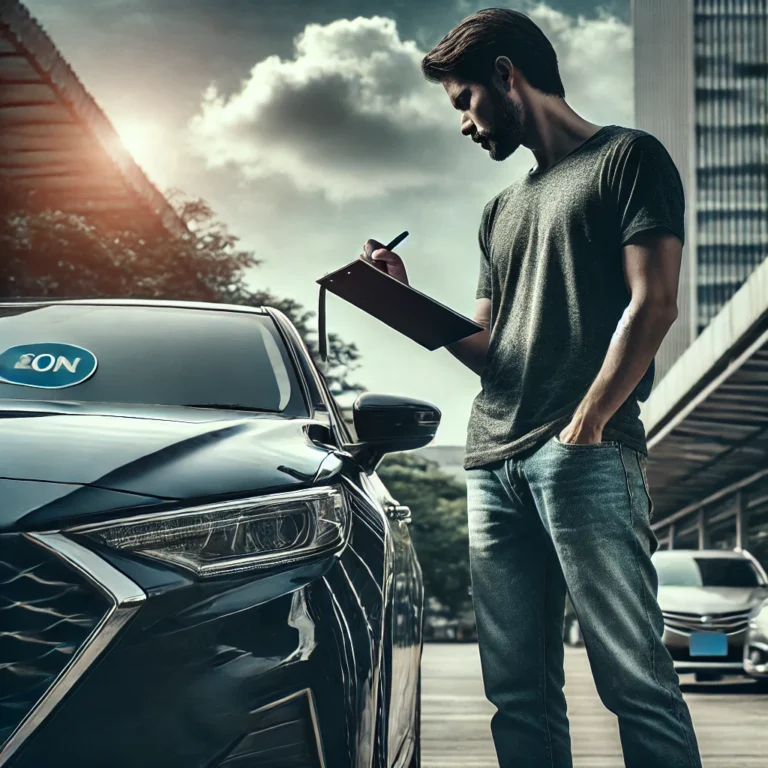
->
xmin=654 ymin=549 xmax=768 ymax=683
xmin=563 ymin=548 xmax=768 ymax=689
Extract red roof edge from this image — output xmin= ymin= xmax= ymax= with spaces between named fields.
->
xmin=0 ymin=0 xmax=189 ymax=237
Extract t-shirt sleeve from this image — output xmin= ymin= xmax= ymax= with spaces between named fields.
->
xmin=611 ymin=134 xmax=685 ymax=247
xmin=476 ymin=201 xmax=493 ymax=300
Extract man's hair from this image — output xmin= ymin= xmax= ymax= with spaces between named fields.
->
xmin=421 ymin=8 xmax=565 ymax=98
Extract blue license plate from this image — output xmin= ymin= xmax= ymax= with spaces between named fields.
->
xmin=689 ymin=632 xmax=728 ymax=657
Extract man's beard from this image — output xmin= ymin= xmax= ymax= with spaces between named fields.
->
xmin=478 ymin=91 xmax=525 ymax=161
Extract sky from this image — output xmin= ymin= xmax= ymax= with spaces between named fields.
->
xmin=25 ymin=0 xmax=634 ymax=446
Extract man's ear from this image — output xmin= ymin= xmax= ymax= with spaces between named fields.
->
xmin=493 ymin=56 xmax=515 ymax=91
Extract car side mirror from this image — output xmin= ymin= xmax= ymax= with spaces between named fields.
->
xmin=348 ymin=393 xmax=441 ymax=472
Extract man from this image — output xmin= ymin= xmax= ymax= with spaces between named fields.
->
xmin=362 ymin=8 xmax=702 ymax=768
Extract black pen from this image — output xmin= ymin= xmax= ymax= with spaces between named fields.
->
xmin=364 ymin=230 xmax=409 ymax=270
xmin=384 ymin=231 xmax=409 ymax=251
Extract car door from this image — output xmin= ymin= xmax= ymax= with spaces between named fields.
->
xmin=271 ymin=312 xmax=422 ymax=766
xmin=313 ymin=393 xmax=422 ymax=767
xmin=357 ymin=470 xmax=422 ymax=768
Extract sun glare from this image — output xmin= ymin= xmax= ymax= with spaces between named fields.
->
xmin=113 ymin=117 xmax=164 ymax=175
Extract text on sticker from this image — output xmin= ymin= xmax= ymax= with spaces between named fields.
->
xmin=14 ymin=353 xmax=81 ymax=373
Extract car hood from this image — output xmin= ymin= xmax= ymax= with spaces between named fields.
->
xmin=657 ymin=585 xmax=768 ymax=614
xmin=0 ymin=402 xmax=337 ymax=531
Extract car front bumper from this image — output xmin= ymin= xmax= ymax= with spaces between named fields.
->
xmin=0 ymin=525 xmax=392 ymax=768
xmin=663 ymin=626 xmax=748 ymax=675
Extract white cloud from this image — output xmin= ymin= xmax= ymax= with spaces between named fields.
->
xmin=528 ymin=4 xmax=633 ymax=125
xmin=187 ymin=8 xmax=633 ymax=203
xmin=187 ymin=16 xmax=458 ymax=203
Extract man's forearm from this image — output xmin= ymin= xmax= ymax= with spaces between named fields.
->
xmin=571 ymin=299 xmax=677 ymax=432
xmin=446 ymin=330 xmax=490 ymax=376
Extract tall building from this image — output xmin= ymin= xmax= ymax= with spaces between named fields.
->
xmin=633 ymin=0 xmax=768 ymax=381
xmin=635 ymin=2 xmax=768 ymax=565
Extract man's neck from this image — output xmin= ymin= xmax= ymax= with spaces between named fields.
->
xmin=523 ymin=98 xmax=603 ymax=173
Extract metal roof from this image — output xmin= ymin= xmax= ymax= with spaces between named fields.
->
xmin=0 ymin=0 xmax=186 ymax=235
xmin=652 ymin=549 xmax=755 ymax=561
xmin=643 ymin=256 xmax=768 ymax=521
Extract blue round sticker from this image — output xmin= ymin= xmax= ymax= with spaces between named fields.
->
xmin=0 ymin=343 xmax=98 ymax=389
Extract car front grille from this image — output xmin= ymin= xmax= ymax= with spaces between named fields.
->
xmin=0 ymin=535 xmax=110 ymax=749
xmin=662 ymin=608 xmax=752 ymax=635
xmin=0 ymin=534 xmax=144 ymax=764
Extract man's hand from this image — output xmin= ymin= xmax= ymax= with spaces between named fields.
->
xmin=361 ymin=239 xmax=409 ymax=284
xmin=359 ymin=239 xmax=490 ymax=376
xmin=558 ymin=409 xmax=604 ymax=445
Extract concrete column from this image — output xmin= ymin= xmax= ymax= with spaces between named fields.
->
xmin=735 ymin=491 xmax=744 ymax=550
xmin=698 ymin=507 xmax=707 ymax=549
xmin=668 ymin=523 xmax=675 ymax=550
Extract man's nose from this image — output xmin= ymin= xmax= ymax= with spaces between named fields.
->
xmin=460 ymin=115 xmax=474 ymax=137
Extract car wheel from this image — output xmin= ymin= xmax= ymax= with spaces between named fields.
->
xmin=694 ymin=671 xmax=722 ymax=683
xmin=407 ymin=671 xmax=421 ymax=768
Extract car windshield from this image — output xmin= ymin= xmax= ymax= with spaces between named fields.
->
xmin=654 ymin=555 xmax=763 ymax=588
xmin=0 ymin=304 xmax=307 ymax=416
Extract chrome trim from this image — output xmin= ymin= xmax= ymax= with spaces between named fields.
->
xmin=385 ymin=504 xmax=412 ymax=523
xmin=673 ymin=661 xmax=744 ymax=671
xmin=0 ymin=533 xmax=146 ymax=766
xmin=662 ymin=609 xmax=752 ymax=635
xmin=251 ymin=689 xmax=326 ymax=768
xmin=313 ymin=452 xmax=345 ymax=483
xmin=0 ymin=298 xmax=268 ymax=315
xmin=264 ymin=307 xmax=316 ymax=417
xmin=663 ymin=624 xmax=748 ymax=638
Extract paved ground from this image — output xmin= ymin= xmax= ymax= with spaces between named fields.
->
xmin=421 ymin=642 xmax=768 ymax=768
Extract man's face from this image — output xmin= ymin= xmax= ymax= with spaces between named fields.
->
xmin=442 ymin=75 xmax=525 ymax=162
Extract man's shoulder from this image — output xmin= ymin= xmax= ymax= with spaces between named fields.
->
xmin=481 ymin=181 xmax=522 ymax=224
xmin=483 ymin=183 xmax=517 ymax=209
xmin=600 ymin=125 xmax=667 ymax=155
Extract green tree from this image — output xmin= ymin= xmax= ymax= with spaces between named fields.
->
xmin=377 ymin=452 xmax=471 ymax=615
xmin=0 ymin=194 xmax=360 ymax=394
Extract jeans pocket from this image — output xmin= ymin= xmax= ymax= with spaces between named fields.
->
xmin=551 ymin=435 xmax=619 ymax=449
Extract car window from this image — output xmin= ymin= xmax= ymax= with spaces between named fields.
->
xmin=0 ymin=304 xmax=308 ymax=416
xmin=653 ymin=555 xmax=762 ymax=587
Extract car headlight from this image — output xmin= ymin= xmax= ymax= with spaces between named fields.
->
xmin=70 ymin=487 xmax=348 ymax=577
xmin=749 ymin=601 xmax=768 ymax=640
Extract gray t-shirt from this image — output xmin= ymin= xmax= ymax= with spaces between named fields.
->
xmin=464 ymin=125 xmax=685 ymax=470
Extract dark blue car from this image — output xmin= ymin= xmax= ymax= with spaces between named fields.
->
xmin=0 ymin=299 xmax=437 ymax=768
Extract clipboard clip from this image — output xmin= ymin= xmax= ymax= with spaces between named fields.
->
xmin=318 ymin=284 xmax=328 ymax=363
xmin=317 ymin=231 xmax=409 ymax=364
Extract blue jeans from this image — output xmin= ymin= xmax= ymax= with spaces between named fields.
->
xmin=466 ymin=436 xmax=701 ymax=768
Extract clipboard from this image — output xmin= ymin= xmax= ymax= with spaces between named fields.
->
xmin=316 ymin=258 xmax=483 ymax=359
